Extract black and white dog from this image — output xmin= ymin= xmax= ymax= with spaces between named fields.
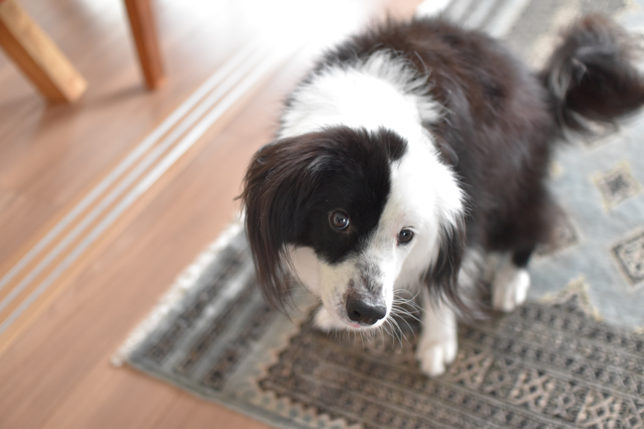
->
xmin=241 ymin=15 xmax=644 ymax=376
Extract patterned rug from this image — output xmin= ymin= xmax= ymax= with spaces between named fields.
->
xmin=114 ymin=1 xmax=644 ymax=428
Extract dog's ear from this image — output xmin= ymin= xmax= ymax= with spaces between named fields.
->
xmin=240 ymin=134 xmax=325 ymax=309
xmin=422 ymin=217 xmax=467 ymax=312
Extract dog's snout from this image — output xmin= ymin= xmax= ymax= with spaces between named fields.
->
xmin=346 ymin=295 xmax=386 ymax=325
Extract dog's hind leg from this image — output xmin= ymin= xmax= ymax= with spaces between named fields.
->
xmin=489 ymin=185 xmax=553 ymax=312
xmin=491 ymin=246 xmax=534 ymax=312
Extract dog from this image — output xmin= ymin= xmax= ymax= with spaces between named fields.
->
xmin=240 ymin=15 xmax=644 ymax=376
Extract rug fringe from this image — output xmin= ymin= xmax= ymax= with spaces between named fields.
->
xmin=111 ymin=217 xmax=244 ymax=366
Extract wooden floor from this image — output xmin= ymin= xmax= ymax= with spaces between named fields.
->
xmin=0 ymin=0 xmax=421 ymax=427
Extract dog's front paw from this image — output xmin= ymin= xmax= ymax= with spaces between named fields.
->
xmin=492 ymin=265 xmax=530 ymax=312
xmin=313 ymin=306 xmax=345 ymax=331
xmin=416 ymin=335 xmax=457 ymax=377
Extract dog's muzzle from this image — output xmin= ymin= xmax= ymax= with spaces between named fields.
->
xmin=345 ymin=292 xmax=386 ymax=326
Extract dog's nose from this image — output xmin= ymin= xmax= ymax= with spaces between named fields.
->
xmin=346 ymin=296 xmax=386 ymax=325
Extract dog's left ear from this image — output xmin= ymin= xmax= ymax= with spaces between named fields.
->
xmin=423 ymin=217 xmax=467 ymax=310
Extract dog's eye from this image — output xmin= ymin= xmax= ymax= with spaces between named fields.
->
xmin=329 ymin=210 xmax=350 ymax=231
xmin=398 ymin=228 xmax=414 ymax=245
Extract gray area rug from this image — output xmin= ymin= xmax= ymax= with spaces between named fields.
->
xmin=115 ymin=1 xmax=644 ymax=427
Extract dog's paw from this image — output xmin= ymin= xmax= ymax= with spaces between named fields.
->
xmin=416 ymin=335 xmax=457 ymax=377
xmin=313 ymin=306 xmax=345 ymax=331
xmin=492 ymin=265 xmax=530 ymax=312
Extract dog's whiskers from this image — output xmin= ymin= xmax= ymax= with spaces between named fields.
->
xmin=384 ymin=320 xmax=399 ymax=346
xmin=391 ymin=317 xmax=408 ymax=346
xmin=392 ymin=304 xmax=422 ymax=324
xmin=386 ymin=317 xmax=403 ymax=346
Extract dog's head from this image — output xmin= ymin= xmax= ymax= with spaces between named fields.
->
xmin=241 ymin=126 xmax=465 ymax=329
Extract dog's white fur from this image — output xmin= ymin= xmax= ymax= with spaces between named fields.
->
xmin=279 ymin=51 xmax=520 ymax=376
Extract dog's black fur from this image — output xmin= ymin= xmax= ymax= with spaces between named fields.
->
xmin=241 ymin=15 xmax=644 ymax=313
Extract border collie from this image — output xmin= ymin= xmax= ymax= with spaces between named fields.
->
xmin=241 ymin=15 xmax=644 ymax=376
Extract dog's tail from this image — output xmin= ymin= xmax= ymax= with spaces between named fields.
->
xmin=540 ymin=15 xmax=644 ymax=133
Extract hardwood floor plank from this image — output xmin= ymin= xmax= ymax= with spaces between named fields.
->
xmin=0 ymin=189 xmax=58 ymax=264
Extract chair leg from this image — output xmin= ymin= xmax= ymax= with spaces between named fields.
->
xmin=0 ymin=0 xmax=87 ymax=103
xmin=123 ymin=0 xmax=165 ymax=90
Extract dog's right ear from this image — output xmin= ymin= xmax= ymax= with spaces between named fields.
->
xmin=240 ymin=134 xmax=326 ymax=309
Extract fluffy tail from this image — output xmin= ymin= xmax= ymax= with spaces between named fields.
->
xmin=540 ymin=15 xmax=644 ymax=132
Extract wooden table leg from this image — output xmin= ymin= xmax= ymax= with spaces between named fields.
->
xmin=0 ymin=0 xmax=87 ymax=103
xmin=123 ymin=0 xmax=165 ymax=90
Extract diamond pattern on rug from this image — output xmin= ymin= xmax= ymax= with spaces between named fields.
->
xmin=612 ymin=230 xmax=644 ymax=287
xmin=593 ymin=163 xmax=642 ymax=211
